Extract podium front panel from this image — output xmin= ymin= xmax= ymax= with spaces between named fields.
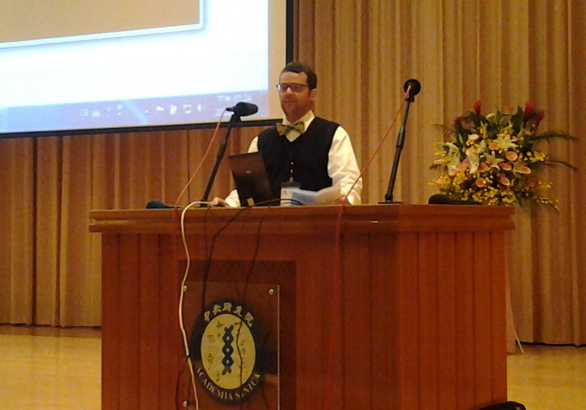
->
xmin=92 ymin=205 xmax=514 ymax=410
xmin=180 ymin=259 xmax=295 ymax=410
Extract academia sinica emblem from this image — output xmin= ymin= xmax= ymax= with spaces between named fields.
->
xmin=190 ymin=300 xmax=265 ymax=404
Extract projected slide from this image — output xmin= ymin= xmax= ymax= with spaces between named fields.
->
xmin=0 ymin=0 xmax=286 ymax=135
xmin=0 ymin=0 xmax=202 ymax=44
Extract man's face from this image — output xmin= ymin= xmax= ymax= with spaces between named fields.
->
xmin=278 ymin=71 xmax=316 ymax=123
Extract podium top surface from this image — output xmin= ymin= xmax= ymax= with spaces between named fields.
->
xmin=89 ymin=204 xmax=515 ymax=235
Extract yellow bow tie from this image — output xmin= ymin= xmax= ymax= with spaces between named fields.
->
xmin=276 ymin=121 xmax=305 ymax=136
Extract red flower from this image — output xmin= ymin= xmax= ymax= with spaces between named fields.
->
xmin=454 ymin=116 xmax=462 ymax=126
xmin=473 ymin=101 xmax=482 ymax=115
xmin=524 ymin=101 xmax=534 ymax=120
xmin=535 ymin=111 xmax=545 ymax=128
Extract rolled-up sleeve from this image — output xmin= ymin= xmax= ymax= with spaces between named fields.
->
xmin=328 ymin=126 xmax=362 ymax=205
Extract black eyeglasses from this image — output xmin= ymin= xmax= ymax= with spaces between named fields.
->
xmin=276 ymin=83 xmax=310 ymax=93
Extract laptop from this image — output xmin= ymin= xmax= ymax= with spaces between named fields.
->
xmin=228 ymin=152 xmax=276 ymax=206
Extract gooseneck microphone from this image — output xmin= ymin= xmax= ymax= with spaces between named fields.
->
xmin=226 ymin=102 xmax=258 ymax=117
xmin=200 ymin=102 xmax=258 ymax=205
xmin=380 ymin=79 xmax=421 ymax=204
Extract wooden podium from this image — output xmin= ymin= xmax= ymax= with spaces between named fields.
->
xmin=90 ymin=204 xmax=514 ymax=410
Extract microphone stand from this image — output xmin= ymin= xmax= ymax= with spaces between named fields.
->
xmin=380 ymin=79 xmax=420 ymax=204
xmin=200 ymin=113 xmax=241 ymax=205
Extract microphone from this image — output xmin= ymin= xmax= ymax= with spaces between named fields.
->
xmin=428 ymin=194 xmax=481 ymax=205
xmin=145 ymin=200 xmax=177 ymax=209
xmin=380 ymin=79 xmax=421 ymax=204
xmin=200 ymin=102 xmax=257 ymax=203
xmin=403 ymin=79 xmax=421 ymax=102
xmin=227 ymin=102 xmax=258 ymax=117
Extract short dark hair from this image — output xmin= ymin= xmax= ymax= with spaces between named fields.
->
xmin=281 ymin=61 xmax=318 ymax=90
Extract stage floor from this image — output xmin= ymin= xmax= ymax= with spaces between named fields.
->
xmin=0 ymin=326 xmax=584 ymax=410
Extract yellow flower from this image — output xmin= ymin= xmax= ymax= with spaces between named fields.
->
xmin=532 ymin=151 xmax=546 ymax=162
xmin=513 ymin=162 xmax=531 ymax=175
xmin=484 ymin=152 xmax=504 ymax=169
xmin=491 ymin=134 xmax=517 ymax=151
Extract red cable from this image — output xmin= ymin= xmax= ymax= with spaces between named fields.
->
xmin=174 ymin=110 xmax=227 ymax=209
xmin=170 ymin=110 xmax=227 ymax=258
xmin=346 ymin=86 xmax=411 ymax=199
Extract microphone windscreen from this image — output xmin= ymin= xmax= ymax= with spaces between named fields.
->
xmin=146 ymin=200 xmax=172 ymax=209
xmin=229 ymin=102 xmax=258 ymax=117
xmin=404 ymin=79 xmax=421 ymax=96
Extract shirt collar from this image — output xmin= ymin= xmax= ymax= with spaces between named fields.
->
xmin=283 ymin=111 xmax=315 ymax=128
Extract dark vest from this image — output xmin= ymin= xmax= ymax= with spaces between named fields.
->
xmin=258 ymin=117 xmax=339 ymax=198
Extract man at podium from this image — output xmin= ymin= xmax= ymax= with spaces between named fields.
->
xmin=212 ymin=61 xmax=362 ymax=207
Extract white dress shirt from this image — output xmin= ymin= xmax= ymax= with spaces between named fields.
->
xmin=224 ymin=111 xmax=362 ymax=207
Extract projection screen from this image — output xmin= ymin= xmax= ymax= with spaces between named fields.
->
xmin=0 ymin=0 xmax=290 ymax=137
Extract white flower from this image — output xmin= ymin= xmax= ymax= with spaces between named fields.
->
xmin=466 ymin=147 xmax=480 ymax=174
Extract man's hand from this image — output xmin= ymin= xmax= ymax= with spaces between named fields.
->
xmin=333 ymin=195 xmax=350 ymax=205
xmin=210 ymin=197 xmax=228 ymax=207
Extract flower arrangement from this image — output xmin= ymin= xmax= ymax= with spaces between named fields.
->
xmin=431 ymin=101 xmax=575 ymax=208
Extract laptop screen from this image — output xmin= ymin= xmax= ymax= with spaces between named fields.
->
xmin=228 ymin=152 xmax=276 ymax=206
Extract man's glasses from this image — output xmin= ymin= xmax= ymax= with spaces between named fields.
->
xmin=276 ymin=83 xmax=309 ymax=93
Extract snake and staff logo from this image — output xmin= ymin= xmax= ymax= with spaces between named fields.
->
xmin=189 ymin=299 xmax=266 ymax=405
